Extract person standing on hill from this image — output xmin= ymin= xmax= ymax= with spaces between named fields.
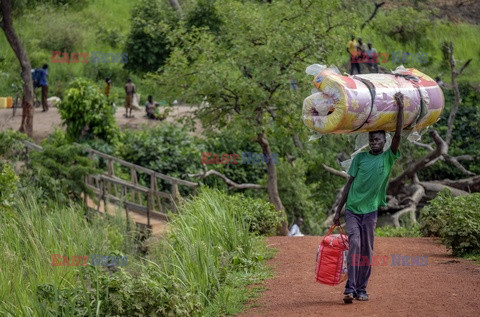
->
xmin=356 ymin=38 xmax=366 ymax=73
xmin=365 ymin=42 xmax=379 ymax=73
xmin=347 ymin=36 xmax=361 ymax=75
xmin=124 ymin=78 xmax=136 ymax=118
xmin=39 ymin=64 xmax=49 ymax=112
xmin=333 ymin=92 xmax=405 ymax=304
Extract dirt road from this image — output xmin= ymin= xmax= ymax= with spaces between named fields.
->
xmin=0 ymin=104 xmax=200 ymax=142
xmin=239 ymin=236 xmax=480 ymax=317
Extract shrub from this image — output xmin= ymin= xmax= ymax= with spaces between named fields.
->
xmin=277 ymin=158 xmax=320 ymax=234
xmin=420 ymin=190 xmax=480 ymax=256
xmin=201 ymin=128 xmax=267 ymax=188
xmin=37 ymin=14 xmax=84 ymax=52
xmin=58 ymin=78 xmax=120 ymax=144
xmin=21 ymin=130 xmax=98 ymax=204
xmin=118 ymin=123 xmax=203 ymax=189
xmin=375 ymin=224 xmax=421 ymax=237
xmin=226 ymin=192 xmax=282 ymax=236
xmin=0 ymin=129 xmax=29 ymax=162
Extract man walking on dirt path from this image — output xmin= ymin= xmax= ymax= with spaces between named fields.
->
xmin=124 ymin=78 xmax=136 ymax=118
xmin=333 ymin=92 xmax=404 ymax=304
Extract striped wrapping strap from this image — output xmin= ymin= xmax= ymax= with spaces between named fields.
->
xmin=351 ymin=76 xmax=376 ymax=132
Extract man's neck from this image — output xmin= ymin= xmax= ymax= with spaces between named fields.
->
xmin=369 ymin=150 xmax=383 ymax=156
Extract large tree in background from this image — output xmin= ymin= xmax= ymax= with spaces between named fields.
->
xmin=150 ymin=0 xmax=351 ymax=234
xmin=0 ymin=0 xmax=34 ymax=137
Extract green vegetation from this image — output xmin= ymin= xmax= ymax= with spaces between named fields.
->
xmin=375 ymin=225 xmax=421 ymax=237
xmin=0 ymin=163 xmax=17 ymax=210
xmin=0 ymin=181 xmax=272 ymax=315
xmin=0 ymin=194 xmax=131 ymax=315
xmin=420 ymin=190 xmax=480 ymax=256
xmin=1 ymin=0 xmax=480 ymax=314
xmin=0 ymin=130 xmax=97 ymax=204
xmin=58 ymin=79 xmax=120 ymax=144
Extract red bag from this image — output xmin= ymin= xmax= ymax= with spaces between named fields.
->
xmin=315 ymin=224 xmax=349 ymax=286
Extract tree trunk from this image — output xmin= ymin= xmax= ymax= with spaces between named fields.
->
xmin=257 ymin=132 xmax=289 ymax=235
xmin=167 ymin=0 xmax=182 ymax=12
xmin=0 ymin=0 xmax=34 ymax=137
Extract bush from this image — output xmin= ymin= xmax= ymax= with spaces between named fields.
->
xmin=58 ymin=78 xmax=120 ymax=144
xmin=118 ymin=123 xmax=203 ymax=189
xmin=21 ymin=130 xmax=98 ymax=204
xmin=37 ymin=14 xmax=84 ymax=52
xmin=226 ymin=192 xmax=282 ymax=236
xmin=277 ymin=158 xmax=320 ymax=234
xmin=201 ymin=128 xmax=267 ymax=188
xmin=375 ymin=224 xmax=421 ymax=237
xmin=0 ymin=129 xmax=29 ymax=162
xmin=420 ymin=190 xmax=480 ymax=256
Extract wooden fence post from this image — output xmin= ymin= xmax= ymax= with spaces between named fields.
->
xmin=171 ymin=181 xmax=181 ymax=212
xmin=147 ymin=190 xmax=153 ymax=228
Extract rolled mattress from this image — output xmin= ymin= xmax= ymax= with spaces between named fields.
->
xmin=302 ymin=67 xmax=444 ymax=134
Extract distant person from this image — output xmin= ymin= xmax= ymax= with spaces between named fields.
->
xmin=347 ymin=36 xmax=361 ymax=75
xmin=365 ymin=42 xmax=379 ymax=73
xmin=288 ymin=218 xmax=304 ymax=237
xmin=124 ymin=78 xmax=136 ymax=118
xmin=145 ymin=95 xmax=162 ymax=120
xmin=39 ymin=64 xmax=49 ymax=112
xmin=356 ymin=38 xmax=366 ymax=73
xmin=290 ymin=78 xmax=298 ymax=91
xmin=104 ymin=77 xmax=111 ymax=97
xmin=435 ymin=76 xmax=445 ymax=89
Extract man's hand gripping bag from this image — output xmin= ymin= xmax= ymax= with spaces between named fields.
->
xmin=315 ymin=225 xmax=349 ymax=286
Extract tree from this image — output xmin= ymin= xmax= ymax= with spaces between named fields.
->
xmin=150 ymin=0 xmax=352 ymax=234
xmin=0 ymin=0 xmax=34 ymax=137
xmin=124 ymin=0 xmax=179 ymax=73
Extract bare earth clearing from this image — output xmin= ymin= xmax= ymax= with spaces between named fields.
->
xmin=239 ymin=236 xmax=480 ymax=317
xmin=0 ymin=105 xmax=200 ymax=142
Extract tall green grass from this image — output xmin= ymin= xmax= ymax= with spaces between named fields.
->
xmin=0 ymin=194 xmax=129 ymax=315
xmin=149 ymin=187 xmax=272 ymax=315
xmin=1 ymin=187 xmax=271 ymax=315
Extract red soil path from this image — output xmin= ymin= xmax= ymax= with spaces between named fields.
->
xmin=239 ymin=236 xmax=480 ymax=317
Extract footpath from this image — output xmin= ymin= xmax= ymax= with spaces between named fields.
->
xmin=239 ymin=236 xmax=480 ymax=317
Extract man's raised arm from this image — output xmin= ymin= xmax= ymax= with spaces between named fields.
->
xmin=391 ymin=92 xmax=404 ymax=155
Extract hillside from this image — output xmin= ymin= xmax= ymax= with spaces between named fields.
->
xmin=1 ymin=0 xmax=479 ymax=101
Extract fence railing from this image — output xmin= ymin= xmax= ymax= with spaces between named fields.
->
xmin=23 ymin=140 xmax=199 ymax=229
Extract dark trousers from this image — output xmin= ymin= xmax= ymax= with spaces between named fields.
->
xmin=344 ymin=209 xmax=377 ymax=295
xmin=41 ymin=85 xmax=48 ymax=111
xmin=349 ymin=57 xmax=361 ymax=75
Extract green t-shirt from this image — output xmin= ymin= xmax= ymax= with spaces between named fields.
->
xmin=346 ymin=148 xmax=400 ymax=214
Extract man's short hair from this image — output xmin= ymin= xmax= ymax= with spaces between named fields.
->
xmin=369 ymin=130 xmax=386 ymax=140
xmin=42 ymin=64 xmax=48 ymax=69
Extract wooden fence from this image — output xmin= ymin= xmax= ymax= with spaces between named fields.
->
xmin=23 ymin=141 xmax=199 ymax=230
